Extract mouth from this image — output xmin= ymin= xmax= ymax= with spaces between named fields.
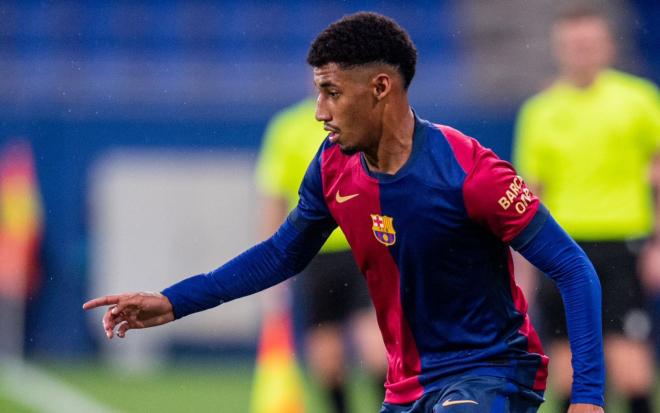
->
xmin=324 ymin=125 xmax=340 ymax=143
xmin=323 ymin=124 xmax=339 ymax=133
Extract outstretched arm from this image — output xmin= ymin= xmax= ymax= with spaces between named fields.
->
xmin=160 ymin=209 xmax=333 ymax=319
xmin=84 ymin=138 xmax=336 ymax=339
xmin=84 ymin=208 xmax=335 ymax=338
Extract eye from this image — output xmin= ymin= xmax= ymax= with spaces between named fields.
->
xmin=328 ymin=90 xmax=340 ymax=99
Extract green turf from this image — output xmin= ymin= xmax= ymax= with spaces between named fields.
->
xmin=0 ymin=394 xmax=36 ymax=413
xmin=30 ymin=359 xmax=380 ymax=413
xmin=2 ymin=359 xmax=659 ymax=412
xmin=43 ymin=360 xmax=255 ymax=413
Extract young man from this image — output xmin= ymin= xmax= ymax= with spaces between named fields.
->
xmin=255 ymin=98 xmax=386 ymax=412
xmin=84 ymin=12 xmax=604 ymax=413
xmin=514 ymin=6 xmax=660 ymax=413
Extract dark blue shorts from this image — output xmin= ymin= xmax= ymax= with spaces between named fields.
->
xmin=379 ymin=376 xmax=544 ymax=413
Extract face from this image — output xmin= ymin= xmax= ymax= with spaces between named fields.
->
xmin=552 ymin=16 xmax=614 ymax=80
xmin=313 ymin=63 xmax=382 ymax=155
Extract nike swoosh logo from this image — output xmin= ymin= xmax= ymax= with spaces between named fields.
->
xmin=441 ymin=400 xmax=479 ymax=407
xmin=335 ymin=191 xmax=359 ymax=203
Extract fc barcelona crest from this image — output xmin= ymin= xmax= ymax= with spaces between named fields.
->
xmin=371 ymin=214 xmax=396 ymax=246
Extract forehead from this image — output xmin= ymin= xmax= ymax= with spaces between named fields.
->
xmin=313 ymin=63 xmax=378 ymax=88
xmin=313 ymin=63 xmax=349 ymax=86
xmin=554 ymin=17 xmax=610 ymax=38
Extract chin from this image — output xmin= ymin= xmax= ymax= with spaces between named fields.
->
xmin=339 ymin=145 xmax=360 ymax=155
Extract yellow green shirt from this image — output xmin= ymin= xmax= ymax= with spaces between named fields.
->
xmin=255 ymin=98 xmax=349 ymax=252
xmin=514 ymin=69 xmax=660 ymax=240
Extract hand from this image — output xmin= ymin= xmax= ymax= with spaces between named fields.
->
xmin=567 ymin=403 xmax=604 ymax=413
xmin=82 ymin=292 xmax=175 ymax=339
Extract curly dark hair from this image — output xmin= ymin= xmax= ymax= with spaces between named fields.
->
xmin=307 ymin=12 xmax=418 ymax=89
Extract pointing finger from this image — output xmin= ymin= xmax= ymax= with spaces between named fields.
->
xmin=83 ymin=295 xmax=122 ymax=310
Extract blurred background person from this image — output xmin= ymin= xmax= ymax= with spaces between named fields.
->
xmin=254 ymin=97 xmax=387 ymax=413
xmin=514 ymin=5 xmax=660 ymax=413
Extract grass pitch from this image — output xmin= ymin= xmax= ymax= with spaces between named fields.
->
xmin=0 ymin=358 xmax=380 ymax=412
xmin=1 ymin=359 xmax=656 ymax=412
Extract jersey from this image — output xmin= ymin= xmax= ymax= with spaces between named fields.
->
xmin=515 ymin=69 xmax=660 ymax=240
xmin=297 ymin=114 xmax=549 ymax=404
xmin=162 ymin=114 xmax=604 ymax=407
xmin=255 ymin=98 xmax=349 ymax=253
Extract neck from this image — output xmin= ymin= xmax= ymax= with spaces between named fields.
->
xmin=363 ymin=103 xmax=415 ymax=175
xmin=561 ymin=68 xmax=602 ymax=89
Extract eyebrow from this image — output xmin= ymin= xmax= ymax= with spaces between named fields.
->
xmin=318 ymin=80 xmax=338 ymax=89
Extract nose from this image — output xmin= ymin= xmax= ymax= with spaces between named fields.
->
xmin=315 ymin=95 xmax=331 ymax=122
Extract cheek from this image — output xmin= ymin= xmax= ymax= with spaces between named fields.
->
xmin=345 ymin=111 xmax=371 ymax=139
xmin=346 ymin=97 xmax=372 ymax=127
xmin=336 ymin=103 xmax=359 ymax=130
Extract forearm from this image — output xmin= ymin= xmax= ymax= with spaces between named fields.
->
xmin=161 ymin=238 xmax=296 ymax=319
xmin=162 ymin=210 xmax=332 ymax=319
xmin=513 ymin=208 xmax=605 ymax=405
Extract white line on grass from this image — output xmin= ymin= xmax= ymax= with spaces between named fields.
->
xmin=0 ymin=358 xmax=121 ymax=413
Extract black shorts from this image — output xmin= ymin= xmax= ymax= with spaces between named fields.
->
xmin=536 ymin=240 xmax=651 ymax=341
xmin=293 ymin=250 xmax=372 ymax=329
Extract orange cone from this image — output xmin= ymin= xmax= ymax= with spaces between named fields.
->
xmin=250 ymin=309 xmax=305 ymax=413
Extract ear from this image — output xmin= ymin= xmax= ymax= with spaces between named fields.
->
xmin=372 ymin=73 xmax=392 ymax=100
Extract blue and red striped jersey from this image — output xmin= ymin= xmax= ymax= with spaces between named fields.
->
xmin=297 ymin=114 xmax=548 ymax=404
xmin=163 ymin=112 xmax=603 ymax=406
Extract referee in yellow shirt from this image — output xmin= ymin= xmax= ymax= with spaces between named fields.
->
xmin=255 ymin=98 xmax=386 ymax=413
xmin=514 ymin=6 xmax=660 ymax=413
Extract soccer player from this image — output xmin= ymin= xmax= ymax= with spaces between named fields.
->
xmin=255 ymin=98 xmax=386 ymax=412
xmin=84 ymin=12 xmax=604 ymax=413
xmin=514 ymin=6 xmax=660 ymax=413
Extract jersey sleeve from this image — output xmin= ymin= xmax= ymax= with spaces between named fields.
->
xmin=254 ymin=110 xmax=292 ymax=198
xmin=462 ymin=141 xmax=544 ymax=243
xmin=161 ymin=141 xmax=336 ymax=320
xmin=161 ymin=205 xmax=333 ymax=319
xmin=440 ymin=125 xmax=545 ymax=243
xmin=639 ymin=82 xmax=660 ymax=158
xmin=514 ymin=213 xmax=605 ymax=405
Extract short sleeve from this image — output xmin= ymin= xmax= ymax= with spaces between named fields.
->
xmin=254 ymin=112 xmax=291 ymax=198
xmin=463 ymin=148 xmax=544 ymax=244
xmin=639 ymin=83 xmax=660 ymax=158
xmin=513 ymin=101 xmax=546 ymax=187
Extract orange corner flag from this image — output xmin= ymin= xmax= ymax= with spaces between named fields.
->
xmin=250 ymin=309 xmax=306 ymax=413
